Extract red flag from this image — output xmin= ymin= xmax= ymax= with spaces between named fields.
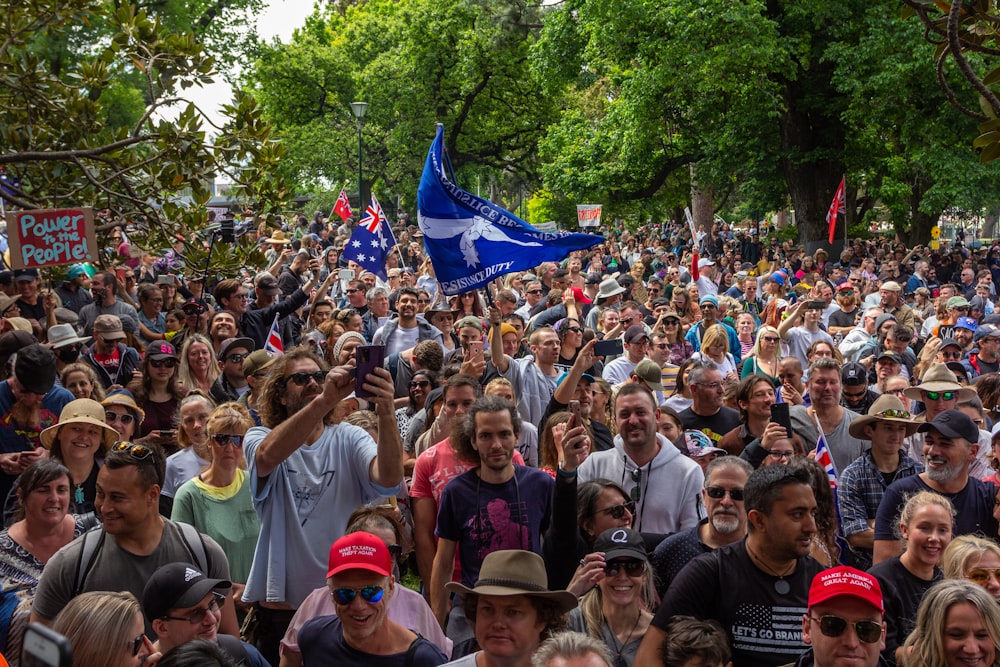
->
xmin=333 ymin=189 xmax=352 ymax=222
xmin=826 ymin=176 xmax=845 ymax=244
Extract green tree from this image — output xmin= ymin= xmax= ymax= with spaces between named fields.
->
xmin=245 ymin=0 xmax=561 ymax=212
xmin=0 ymin=0 xmax=289 ymax=273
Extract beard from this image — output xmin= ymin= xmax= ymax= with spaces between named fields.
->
xmin=925 ymin=458 xmax=964 ymax=484
xmin=711 ymin=511 xmax=741 ymax=535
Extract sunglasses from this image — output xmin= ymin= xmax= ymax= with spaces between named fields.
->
xmin=150 ymin=358 xmax=178 ymax=369
xmin=526 ymin=289 xmax=543 ymax=295
xmin=941 ymin=351 xmax=962 ymax=360
xmin=345 ymin=289 xmax=360 ymax=294
xmin=662 ymin=320 xmax=679 ymax=326
xmin=838 ymin=290 xmax=854 ymax=296
xmin=651 ymin=343 xmax=670 ymax=350
xmin=808 ymin=615 xmax=882 ymax=644
xmin=924 ymin=390 xmax=956 ymax=401
xmin=605 ymin=559 xmax=645 ymax=577
xmin=161 ymin=593 xmax=224 ymax=625
xmin=761 ymin=336 xmax=779 ymax=343
xmin=409 ymin=379 xmax=431 ymax=389
xmin=705 ymin=486 xmax=745 ymax=501
xmin=130 ymin=633 xmax=145 ymax=657
xmin=417 ymin=299 xmax=430 ymax=304
xmin=105 ymin=412 xmax=135 ymax=425
xmin=967 ymin=568 xmax=1000 ymax=585
xmin=331 ymin=585 xmax=385 ymax=605
xmin=591 ymin=501 xmax=636 ymax=519
xmin=212 ymin=433 xmax=244 ymax=448
xmin=112 ymin=441 xmax=153 ymax=460
xmin=283 ymin=371 xmax=327 ymax=387
xmin=225 ymin=353 xmax=248 ymax=364
xmin=566 ymin=326 xmax=583 ymax=334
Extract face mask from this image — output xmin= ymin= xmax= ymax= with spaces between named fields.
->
xmin=57 ymin=347 xmax=80 ymax=363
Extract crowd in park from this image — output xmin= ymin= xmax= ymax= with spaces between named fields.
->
xmin=0 ymin=207 xmax=1000 ymax=667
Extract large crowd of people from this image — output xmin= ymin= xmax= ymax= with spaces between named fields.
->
xmin=0 ymin=212 xmax=998 ymax=667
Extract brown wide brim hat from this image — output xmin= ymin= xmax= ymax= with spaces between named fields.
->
xmin=848 ymin=394 xmax=920 ymax=440
xmin=444 ymin=549 xmax=578 ymax=615
xmin=903 ymin=362 xmax=978 ymax=402
xmin=40 ymin=398 xmax=120 ymax=451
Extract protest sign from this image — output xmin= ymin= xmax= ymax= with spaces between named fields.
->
xmin=6 ymin=207 xmax=98 ymax=270
xmin=577 ymin=204 xmax=602 ymax=228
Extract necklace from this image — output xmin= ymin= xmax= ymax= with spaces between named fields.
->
xmin=73 ymin=482 xmax=84 ymax=506
xmin=745 ymin=540 xmax=796 ymax=595
xmin=604 ymin=609 xmax=642 ymax=667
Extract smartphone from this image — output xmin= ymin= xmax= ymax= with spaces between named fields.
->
xmin=355 ymin=345 xmax=387 ymax=399
xmin=467 ymin=340 xmax=483 ymax=358
xmin=338 ymin=269 xmax=355 ymax=282
xmin=159 ymin=429 xmax=174 ymax=438
xmin=770 ymin=403 xmax=793 ymax=439
xmin=568 ymin=399 xmax=581 ymax=426
xmin=115 ymin=267 xmax=126 ymax=283
xmin=807 ymin=300 xmax=826 ymax=310
xmin=593 ymin=338 xmax=624 ymax=358
xmin=22 ymin=623 xmax=72 ymax=667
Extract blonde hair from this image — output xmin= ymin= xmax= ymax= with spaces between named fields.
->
xmin=53 ymin=591 xmax=142 ymax=667
xmin=897 ymin=491 xmax=954 ymax=544
xmin=205 ymin=402 xmax=252 ymax=468
xmin=176 ymin=334 xmax=221 ymax=390
xmin=751 ymin=326 xmax=780 ymax=361
xmin=484 ymin=377 xmax=517 ymax=404
xmin=59 ymin=362 xmax=106 ymax=401
xmin=903 ymin=580 xmax=1000 ymax=667
xmin=700 ymin=324 xmax=728 ymax=357
xmin=942 ymin=534 xmax=1000 ymax=580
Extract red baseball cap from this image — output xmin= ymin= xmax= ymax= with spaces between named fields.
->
xmin=808 ymin=566 xmax=883 ymax=613
xmin=327 ymin=532 xmax=392 ymax=578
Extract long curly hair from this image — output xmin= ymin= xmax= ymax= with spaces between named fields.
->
xmin=256 ymin=346 xmax=330 ymax=428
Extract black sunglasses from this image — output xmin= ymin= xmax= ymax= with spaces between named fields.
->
xmin=409 ymin=379 xmax=431 ymax=389
xmin=809 ymin=615 xmax=882 ymax=644
xmin=212 ymin=433 xmax=244 ymax=448
xmin=590 ymin=501 xmax=636 ymax=519
xmin=149 ymin=358 xmax=178 ymax=369
xmin=225 ymin=353 xmax=248 ymax=364
xmin=605 ymin=559 xmax=645 ymax=577
xmin=705 ymin=486 xmax=744 ymax=501
xmin=283 ymin=371 xmax=327 ymax=387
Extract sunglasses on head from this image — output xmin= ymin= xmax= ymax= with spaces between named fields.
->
xmin=331 ymin=585 xmax=385 ymax=605
xmin=112 ymin=441 xmax=153 ymax=460
xmin=705 ymin=486 xmax=744 ymax=501
xmin=211 ymin=433 xmax=244 ymax=448
xmin=283 ymin=370 xmax=327 ymax=387
xmin=105 ymin=412 xmax=135 ymax=425
xmin=149 ymin=358 xmax=178 ymax=369
xmin=809 ymin=615 xmax=883 ymax=644
xmin=924 ymin=390 xmax=956 ymax=401
xmin=591 ymin=501 xmax=636 ymax=519
xmin=605 ymin=559 xmax=645 ymax=577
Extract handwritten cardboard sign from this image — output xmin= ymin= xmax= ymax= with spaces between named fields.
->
xmin=5 ymin=207 xmax=98 ymax=270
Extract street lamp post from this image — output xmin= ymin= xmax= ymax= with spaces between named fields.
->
xmin=350 ymin=101 xmax=368 ymax=211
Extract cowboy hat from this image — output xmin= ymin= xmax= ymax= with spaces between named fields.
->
xmin=848 ymin=394 xmax=920 ymax=440
xmin=40 ymin=398 xmax=120 ymax=451
xmin=903 ymin=362 xmax=977 ymax=401
xmin=445 ymin=550 xmax=578 ymax=614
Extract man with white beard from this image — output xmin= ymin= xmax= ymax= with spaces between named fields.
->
xmin=650 ymin=456 xmax=753 ymax=596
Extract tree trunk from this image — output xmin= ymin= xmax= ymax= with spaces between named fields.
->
xmin=690 ymin=164 xmax=714 ymax=237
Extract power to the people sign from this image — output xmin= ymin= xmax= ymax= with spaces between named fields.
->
xmin=6 ymin=207 xmax=98 ymax=269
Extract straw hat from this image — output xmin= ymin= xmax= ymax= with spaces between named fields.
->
xmin=101 ymin=389 xmax=146 ymax=425
xmin=848 ymin=394 xmax=920 ymax=440
xmin=445 ymin=550 xmax=578 ymax=614
xmin=903 ymin=363 xmax=977 ymax=402
xmin=40 ymin=398 xmax=120 ymax=451
xmin=264 ymin=230 xmax=292 ymax=245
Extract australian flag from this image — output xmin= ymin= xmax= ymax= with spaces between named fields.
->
xmin=417 ymin=124 xmax=603 ymax=296
xmin=344 ymin=195 xmax=397 ymax=280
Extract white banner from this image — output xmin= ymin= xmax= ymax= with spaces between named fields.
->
xmin=577 ymin=204 xmax=602 ymax=228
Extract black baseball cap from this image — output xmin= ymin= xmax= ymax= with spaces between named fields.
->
xmin=841 ymin=362 xmax=867 ymax=386
xmin=917 ymin=409 xmax=980 ymax=443
xmin=141 ymin=562 xmax=231 ymax=622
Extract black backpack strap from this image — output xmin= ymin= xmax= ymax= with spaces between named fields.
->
xmin=216 ymin=634 xmax=250 ymax=666
xmin=174 ymin=521 xmax=209 ymax=572
xmin=73 ymin=526 xmax=106 ymax=597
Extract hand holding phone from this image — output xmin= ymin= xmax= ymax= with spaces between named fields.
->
xmin=593 ymin=338 xmax=623 ymax=358
xmin=770 ymin=403 xmax=793 ymax=439
xmin=355 ymin=345 xmax=386 ymax=399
